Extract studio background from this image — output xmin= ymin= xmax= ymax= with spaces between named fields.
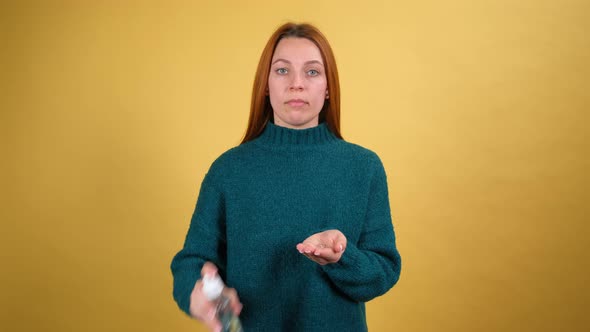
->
xmin=2 ymin=1 xmax=588 ymax=331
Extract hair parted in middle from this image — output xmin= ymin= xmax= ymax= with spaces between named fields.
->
xmin=241 ymin=22 xmax=342 ymax=144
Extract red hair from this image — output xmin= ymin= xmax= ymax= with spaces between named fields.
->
xmin=241 ymin=22 xmax=342 ymax=143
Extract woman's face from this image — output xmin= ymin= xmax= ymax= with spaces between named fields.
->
xmin=268 ymin=37 xmax=328 ymax=129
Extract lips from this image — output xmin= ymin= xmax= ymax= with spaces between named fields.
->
xmin=285 ymin=99 xmax=307 ymax=107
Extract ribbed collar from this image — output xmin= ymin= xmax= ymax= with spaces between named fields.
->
xmin=254 ymin=122 xmax=340 ymax=148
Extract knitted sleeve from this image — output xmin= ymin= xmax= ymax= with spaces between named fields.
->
xmin=170 ymin=170 xmax=227 ymax=316
xmin=321 ymin=156 xmax=401 ymax=302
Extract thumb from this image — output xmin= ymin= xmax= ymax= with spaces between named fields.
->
xmin=201 ymin=261 xmax=218 ymax=278
xmin=330 ymin=231 xmax=346 ymax=252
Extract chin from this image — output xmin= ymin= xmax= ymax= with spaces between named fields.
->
xmin=274 ymin=112 xmax=319 ymax=129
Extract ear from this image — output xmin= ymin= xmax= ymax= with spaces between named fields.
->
xmin=325 ymin=90 xmax=329 ymax=99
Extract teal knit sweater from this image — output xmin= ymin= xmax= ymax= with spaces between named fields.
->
xmin=171 ymin=122 xmax=401 ymax=331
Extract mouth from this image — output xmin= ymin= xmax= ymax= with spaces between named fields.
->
xmin=285 ymin=99 xmax=308 ymax=107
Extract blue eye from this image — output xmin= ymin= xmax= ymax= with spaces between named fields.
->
xmin=276 ymin=68 xmax=288 ymax=75
xmin=308 ymin=69 xmax=319 ymax=76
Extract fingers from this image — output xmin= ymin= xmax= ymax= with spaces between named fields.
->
xmin=190 ymin=280 xmax=222 ymax=331
xmin=296 ymin=229 xmax=347 ymax=265
xmin=313 ymin=246 xmax=341 ymax=261
xmin=297 ymin=244 xmax=342 ymax=265
xmin=223 ymin=287 xmax=243 ymax=315
xmin=198 ymin=300 xmax=222 ymax=332
xmin=201 ymin=261 xmax=218 ymax=278
xmin=334 ymin=239 xmax=346 ymax=253
xmin=297 ymin=243 xmax=330 ymax=257
xmin=296 ymin=236 xmax=332 ymax=254
xmin=196 ymin=262 xmax=225 ymax=331
xmin=202 ymin=311 xmax=222 ymax=332
xmin=327 ymin=230 xmax=347 ymax=253
xmin=296 ymin=243 xmax=314 ymax=254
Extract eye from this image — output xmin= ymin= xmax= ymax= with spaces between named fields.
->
xmin=307 ymin=69 xmax=320 ymax=76
xmin=276 ymin=68 xmax=288 ymax=75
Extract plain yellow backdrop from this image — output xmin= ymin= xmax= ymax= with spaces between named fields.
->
xmin=2 ymin=0 xmax=588 ymax=331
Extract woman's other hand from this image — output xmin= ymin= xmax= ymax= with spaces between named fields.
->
xmin=296 ymin=229 xmax=347 ymax=265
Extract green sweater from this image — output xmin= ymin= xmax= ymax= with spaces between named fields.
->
xmin=171 ymin=122 xmax=401 ymax=331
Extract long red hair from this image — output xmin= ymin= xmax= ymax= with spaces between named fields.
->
xmin=241 ymin=22 xmax=342 ymax=143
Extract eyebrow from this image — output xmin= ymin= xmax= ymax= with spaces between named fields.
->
xmin=271 ymin=58 xmax=324 ymax=66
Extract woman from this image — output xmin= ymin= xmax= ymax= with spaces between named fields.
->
xmin=171 ymin=22 xmax=401 ymax=332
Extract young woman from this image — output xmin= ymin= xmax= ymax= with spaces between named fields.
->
xmin=171 ymin=22 xmax=402 ymax=332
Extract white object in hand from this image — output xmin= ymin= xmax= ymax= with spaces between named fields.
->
xmin=202 ymin=274 xmax=243 ymax=332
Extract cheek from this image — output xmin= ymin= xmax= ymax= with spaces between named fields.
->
xmin=267 ymin=78 xmax=277 ymax=95
xmin=267 ymin=78 xmax=283 ymax=110
xmin=315 ymin=77 xmax=327 ymax=92
xmin=268 ymin=77 xmax=284 ymax=96
xmin=312 ymin=81 xmax=328 ymax=101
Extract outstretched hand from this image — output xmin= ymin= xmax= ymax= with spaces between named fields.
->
xmin=296 ymin=229 xmax=347 ymax=265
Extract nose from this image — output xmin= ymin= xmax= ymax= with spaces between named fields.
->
xmin=289 ymin=72 xmax=304 ymax=91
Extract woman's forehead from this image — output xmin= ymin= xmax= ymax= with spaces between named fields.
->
xmin=272 ymin=37 xmax=323 ymax=63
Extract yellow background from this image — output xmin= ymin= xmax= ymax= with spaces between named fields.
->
xmin=2 ymin=0 xmax=588 ymax=331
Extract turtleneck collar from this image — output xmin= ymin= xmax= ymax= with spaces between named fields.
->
xmin=254 ymin=121 xmax=340 ymax=148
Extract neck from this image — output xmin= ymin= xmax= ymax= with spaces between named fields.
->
xmin=254 ymin=121 xmax=339 ymax=148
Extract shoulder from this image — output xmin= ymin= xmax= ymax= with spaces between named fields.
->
xmin=203 ymin=142 xmax=258 ymax=178
xmin=334 ymin=140 xmax=385 ymax=168
xmin=206 ymin=145 xmax=241 ymax=172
